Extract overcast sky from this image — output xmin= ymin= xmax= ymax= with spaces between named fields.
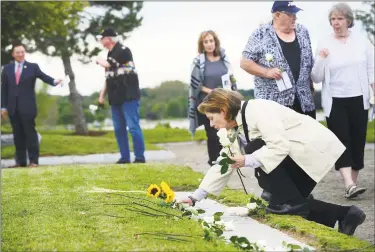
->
xmin=26 ymin=1 xmax=368 ymax=96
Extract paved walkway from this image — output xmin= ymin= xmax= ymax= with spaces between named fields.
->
xmin=175 ymin=191 xmax=313 ymax=251
xmin=0 ymin=150 xmax=176 ymax=168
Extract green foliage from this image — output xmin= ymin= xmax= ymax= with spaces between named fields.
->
xmin=238 ymin=89 xmax=254 ymax=101
xmin=247 ymin=195 xmax=268 ymax=219
xmin=230 ymin=236 xmax=264 ymax=251
xmin=1 ymin=1 xmax=143 ymax=135
xmin=355 ymin=1 xmax=375 ymax=45
xmin=35 ymin=83 xmax=59 ymax=127
xmin=57 ymin=98 xmax=73 ymax=125
xmin=140 ymin=80 xmax=189 ymax=119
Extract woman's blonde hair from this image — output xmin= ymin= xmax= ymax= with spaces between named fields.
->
xmin=328 ymin=3 xmax=355 ymax=28
xmin=197 ymin=30 xmax=221 ymax=57
xmin=198 ymin=88 xmax=244 ymax=121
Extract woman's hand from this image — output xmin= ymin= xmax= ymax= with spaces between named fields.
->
xmin=319 ymin=48 xmax=329 ymax=58
xmin=178 ymin=198 xmax=193 ymax=206
xmin=201 ymin=86 xmax=213 ymax=94
xmin=231 ymin=155 xmax=245 ymax=169
xmin=265 ymin=68 xmax=282 ymax=80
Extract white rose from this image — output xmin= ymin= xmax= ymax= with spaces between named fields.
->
xmin=226 ymin=207 xmax=249 ymax=217
xmin=217 ymin=129 xmax=232 ymax=146
xmin=203 ymin=216 xmax=214 ymax=224
xmin=217 ymin=128 xmax=228 ymax=139
xmin=89 ymin=104 xmax=98 ymax=111
xmin=246 ymin=202 xmax=257 ymax=210
xmin=224 ymin=220 xmax=235 ymax=231
xmin=256 ymin=240 xmax=267 ymax=250
xmin=265 ymin=53 xmax=273 ymax=62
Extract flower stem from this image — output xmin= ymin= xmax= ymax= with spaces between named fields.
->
xmin=228 ymin=147 xmax=234 ymax=157
xmin=107 ymin=193 xmax=159 ymax=205
xmin=122 ymin=206 xmax=167 ymax=217
xmin=135 ymin=232 xmax=199 ymax=238
xmin=132 ymin=202 xmax=182 ymax=219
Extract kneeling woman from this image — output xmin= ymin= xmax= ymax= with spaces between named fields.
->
xmin=180 ymin=88 xmax=366 ymax=236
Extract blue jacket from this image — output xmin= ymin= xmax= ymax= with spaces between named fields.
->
xmin=1 ymin=61 xmax=55 ymax=117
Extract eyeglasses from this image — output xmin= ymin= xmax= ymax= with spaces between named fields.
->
xmin=279 ymin=11 xmax=296 ymax=18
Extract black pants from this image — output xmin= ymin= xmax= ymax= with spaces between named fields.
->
xmin=326 ymin=96 xmax=368 ymax=171
xmin=198 ymin=112 xmax=221 ymax=165
xmin=247 ymin=139 xmax=349 ymax=228
xmin=289 ymin=95 xmax=316 ymax=119
xmin=9 ymin=109 xmax=39 ymax=165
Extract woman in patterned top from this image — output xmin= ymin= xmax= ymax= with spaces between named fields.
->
xmin=240 ymin=1 xmax=315 ymax=118
xmin=240 ymin=1 xmax=315 ymax=202
xmin=188 ymin=30 xmax=237 ymax=166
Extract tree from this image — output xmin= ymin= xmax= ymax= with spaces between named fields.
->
xmin=1 ymin=2 xmax=58 ymax=64
xmin=355 ymin=1 xmax=375 ymax=45
xmin=35 ymin=83 xmax=59 ymax=128
xmin=1 ymin=1 xmax=143 ymax=135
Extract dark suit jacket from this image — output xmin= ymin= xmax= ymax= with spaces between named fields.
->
xmin=1 ymin=61 xmax=55 ymax=117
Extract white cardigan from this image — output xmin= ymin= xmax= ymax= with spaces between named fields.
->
xmin=311 ymin=32 xmax=374 ymax=118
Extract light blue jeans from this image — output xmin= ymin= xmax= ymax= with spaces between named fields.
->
xmin=111 ymin=100 xmax=145 ymax=162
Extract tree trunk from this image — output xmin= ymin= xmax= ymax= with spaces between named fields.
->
xmin=61 ymin=55 xmax=88 ymax=135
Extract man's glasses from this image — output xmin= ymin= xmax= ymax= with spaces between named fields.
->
xmin=279 ymin=11 xmax=296 ymax=18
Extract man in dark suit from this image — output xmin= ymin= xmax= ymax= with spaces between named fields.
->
xmin=1 ymin=43 xmax=62 ymax=167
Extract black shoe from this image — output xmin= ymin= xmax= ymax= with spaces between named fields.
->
xmin=133 ymin=159 xmax=146 ymax=164
xmin=261 ymin=190 xmax=272 ymax=202
xmin=338 ymin=206 xmax=366 ymax=236
xmin=266 ymin=202 xmax=310 ymax=218
xmin=8 ymin=163 xmax=27 ymax=168
xmin=116 ymin=160 xmax=130 ymax=164
xmin=261 ymin=192 xmax=314 ymax=203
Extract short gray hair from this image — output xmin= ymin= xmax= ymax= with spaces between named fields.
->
xmin=328 ymin=3 xmax=355 ymax=28
xmin=108 ymin=36 xmax=119 ymax=43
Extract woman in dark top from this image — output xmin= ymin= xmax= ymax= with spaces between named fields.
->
xmin=240 ymin=1 xmax=316 ymax=201
xmin=188 ymin=30 xmax=237 ymax=166
xmin=240 ymin=1 xmax=315 ymax=119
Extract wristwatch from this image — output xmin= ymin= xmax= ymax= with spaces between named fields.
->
xmin=188 ymin=196 xmax=197 ymax=206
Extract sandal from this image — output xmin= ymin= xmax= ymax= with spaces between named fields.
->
xmin=345 ymin=184 xmax=367 ymax=199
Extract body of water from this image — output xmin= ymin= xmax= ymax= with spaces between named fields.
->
xmin=101 ymin=112 xmax=326 ymax=131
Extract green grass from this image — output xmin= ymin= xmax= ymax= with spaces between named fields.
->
xmin=1 ymin=164 xmax=236 ymax=251
xmin=210 ymin=190 xmax=375 ymax=252
xmin=1 ymin=127 xmax=207 ymax=159
xmin=319 ymin=120 xmax=374 ymax=143
xmin=2 ymin=163 xmax=374 ymax=251
xmin=1 ymin=134 xmax=160 ymax=159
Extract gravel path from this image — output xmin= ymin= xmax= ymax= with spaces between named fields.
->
xmin=156 ymin=141 xmax=375 ymax=243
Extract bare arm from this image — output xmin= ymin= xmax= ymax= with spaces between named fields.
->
xmin=240 ymin=57 xmax=281 ymax=80
xmin=200 ymin=86 xmax=212 ymax=94
xmin=99 ymin=81 xmax=107 ymax=104
xmin=240 ymin=57 xmax=268 ymax=78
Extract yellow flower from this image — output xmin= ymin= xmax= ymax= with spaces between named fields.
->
xmin=147 ymin=184 xmax=161 ymax=198
xmin=165 ymin=190 xmax=175 ymax=203
xmin=160 ymin=181 xmax=172 ymax=194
